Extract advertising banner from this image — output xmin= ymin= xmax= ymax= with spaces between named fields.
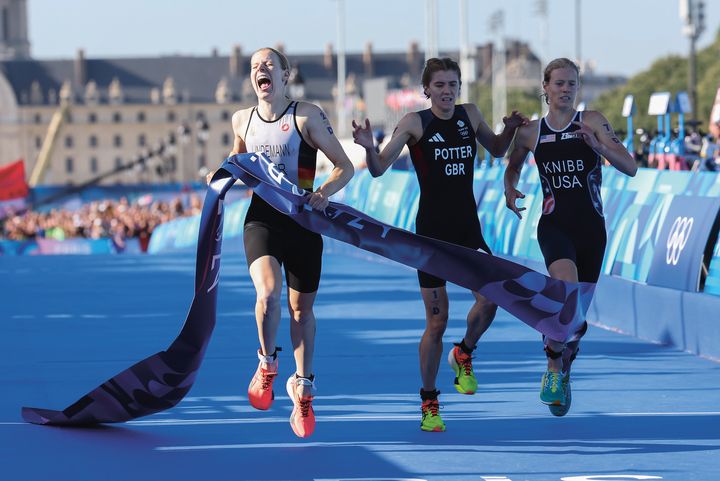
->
xmin=647 ymin=195 xmax=720 ymax=291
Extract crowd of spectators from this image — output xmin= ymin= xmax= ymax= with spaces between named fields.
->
xmin=1 ymin=193 xmax=203 ymax=251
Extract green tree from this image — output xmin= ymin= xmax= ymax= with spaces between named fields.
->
xmin=593 ymin=28 xmax=720 ymax=139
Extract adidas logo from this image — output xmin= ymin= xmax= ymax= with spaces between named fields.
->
xmin=428 ymin=133 xmax=446 ymax=143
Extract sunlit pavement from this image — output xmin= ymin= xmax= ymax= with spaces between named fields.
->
xmin=2 ymin=249 xmax=719 ymax=481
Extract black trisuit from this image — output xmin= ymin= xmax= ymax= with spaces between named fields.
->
xmin=533 ymin=110 xmax=606 ymax=284
xmin=409 ymin=106 xmax=491 ymax=288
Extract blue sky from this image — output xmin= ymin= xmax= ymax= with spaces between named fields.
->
xmin=28 ymin=0 xmax=719 ymax=77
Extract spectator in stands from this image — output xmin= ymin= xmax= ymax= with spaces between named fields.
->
xmin=218 ymin=47 xmax=353 ymax=439
xmin=0 ymin=194 xmax=200 ymax=250
xmin=352 ymin=57 xmax=527 ymax=432
xmin=504 ymin=58 xmax=637 ymax=416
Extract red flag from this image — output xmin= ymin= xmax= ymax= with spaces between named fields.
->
xmin=0 ymin=160 xmax=29 ymax=201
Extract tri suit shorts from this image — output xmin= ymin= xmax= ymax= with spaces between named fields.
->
xmin=415 ymin=215 xmax=492 ymax=289
xmin=537 ymin=217 xmax=606 ymax=284
xmin=243 ymin=194 xmax=323 ymax=293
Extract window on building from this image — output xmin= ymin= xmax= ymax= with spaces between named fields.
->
xmin=115 ymin=157 xmax=124 ymax=170
xmin=167 ymin=155 xmax=177 ymax=173
xmin=66 ymin=112 xmax=73 ymax=123
xmin=33 ymin=113 xmax=42 ymax=124
xmin=90 ymin=157 xmax=98 ymax=174
xmin=167 ymin=111 xmax=176 ymax=123
xmin=138 ymin=134 xmax=146 ymax=147
xmin=137 ymin=111 xmax=146 ymax=123
xmin=64 ymin=136 xmax=73 ymax=148
xmin=65 ymin=157 xmax=74 ymax=173
xmin=114 ymin=135 xmax=122 ymax=147
xmin=221 ymin=132 xmax=231 ymax=147
xmin=89 ymin=135 xmax=98 ymax=148
xmin=88 ymin=112 xmax=97 ymax=123
xmin=221 ymin=110 xmax=230 ymax=121
xmin=113 ymin=112 xmax=122 ymax=123
xmin=35 ymin=136 xmax=42 ymax=149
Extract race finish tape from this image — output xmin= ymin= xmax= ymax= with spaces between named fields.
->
xmin=22 ymin=153 xmax=594 ymax=426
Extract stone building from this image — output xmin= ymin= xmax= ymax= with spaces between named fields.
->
xmin=0 ymin=0 xmax=625 ymax=186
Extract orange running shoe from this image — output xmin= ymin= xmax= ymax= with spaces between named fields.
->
xmin=286 ymin=374 xmax=316 ymax=438
xmin=247 ymin=349 xmax=279 ymax=410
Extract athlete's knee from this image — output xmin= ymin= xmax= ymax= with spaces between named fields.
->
xmin=288 ymin=296 xmax=315 ymax=324
xmin=424 ymin=315 xmax=448 ymax=340
xmin=474 ymin=296 xmax=497 ymax=319
xmin=255 ymin=288 xmax=281 ymax=314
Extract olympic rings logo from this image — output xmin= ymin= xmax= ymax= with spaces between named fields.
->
xmin=665 ymin=216 xmax=694 ymax=265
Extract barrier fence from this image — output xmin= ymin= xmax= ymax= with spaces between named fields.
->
xmin=125 ymin=165 xmax=720 ymax=360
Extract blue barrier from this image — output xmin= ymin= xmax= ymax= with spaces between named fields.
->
xmin=147 ymin=165 xmax=720 ymax=359
xmin=0 ymin=238 xmax=141 ymax=255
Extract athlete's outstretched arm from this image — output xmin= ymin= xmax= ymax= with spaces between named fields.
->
xmin=301 ymin=103 xmax=354 ymax=210
xmin=352 ymin=114 xmax=417 ymax=177
xmin=468 ymin=104 xmax=528 ymax=158
xmin=503 ymin=124 xmax=535 ymax=219
xmin=574 ymin=111 xmax=637 ymax=177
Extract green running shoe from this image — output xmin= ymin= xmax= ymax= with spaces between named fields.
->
xmin=540 ymin=370 xmax=565 ymax=406
xmin=420 ymin=399 xmax=446 ymax=432
xmin=448 ymin=345 xmax=478 ymax=394
xmin=549 ymin=373 xmax=571 ymax=417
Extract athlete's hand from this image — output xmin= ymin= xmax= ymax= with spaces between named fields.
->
xmin=205 ymin=170 xmax=216 ymax=185
xmin=307 ymin=190 xmax=329 ymax=211
xmin=573 ymin=121 xmax=603 ymax=154
xmin=504 ymin=188 xmax=526 ymax=219
xmin=503 ymin=111 xmax=530 ymax=130
xmin=352 ymin=119 xmax=375 ymax=150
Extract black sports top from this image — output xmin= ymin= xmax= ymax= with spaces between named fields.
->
xmin=409 ymin=106 xmax=478 ymax=231
xmin=533 ymin=110 xmax=604 ymax=223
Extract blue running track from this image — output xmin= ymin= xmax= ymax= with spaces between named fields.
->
xmin=1 ymin=247 xmax=720 ymax=481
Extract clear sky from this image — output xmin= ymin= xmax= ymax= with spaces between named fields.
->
xmin=27 ymin=0 xmax=720 ymax=77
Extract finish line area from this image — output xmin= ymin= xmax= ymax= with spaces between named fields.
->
xmin=1 ymin=248 xmax=719 ymax=481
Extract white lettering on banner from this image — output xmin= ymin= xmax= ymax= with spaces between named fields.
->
xmin=444 ymin=163 xmax=466 ymax=176
xmin=665 ymin=216 xmax=694 ymax=265
xmin=433 ymin=145 xmax=473 ymax=160
xmin=267 ymin=163 xmax=285 ymax=184
xmin=347 ymin=217 xmax=364 ymax=231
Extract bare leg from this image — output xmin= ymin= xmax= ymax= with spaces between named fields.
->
xmin=288 ymin=288 xmax=317 ymax=398
xmin=419 ymin=286 xmax=449 ymax=391
xmin=248 ymin=255 xmax=283 ymax=356
xmin=464 ymin=291 xmax=497 ymax=348
xmin=545 ymin=258 xmax=579 ymax=372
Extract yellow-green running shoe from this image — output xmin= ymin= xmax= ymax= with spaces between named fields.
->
xmin=447 ymin=345 xmax=477 ymax=394
xmin=549 ymin=373 xmax=571 ymax=417
xmin=540 ymin=370 xmax=565 ymax=406
xmin=420 ymin=399 xmax=446 ymax=432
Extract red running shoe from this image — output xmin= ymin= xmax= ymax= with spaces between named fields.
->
xmin=286 ymin=374 xmax=316 ymax=438
xmin=247 ymin=349 xmax=279 ymax=410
